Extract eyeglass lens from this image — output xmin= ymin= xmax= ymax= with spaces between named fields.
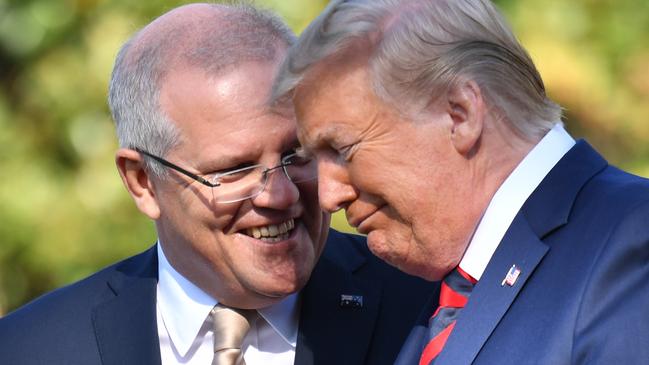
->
xmin=210 ymin=154 xmax=317 ymax=203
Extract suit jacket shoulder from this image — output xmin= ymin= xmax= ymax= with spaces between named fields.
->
xmin=0 ymin=246 xmax=158 ymax=365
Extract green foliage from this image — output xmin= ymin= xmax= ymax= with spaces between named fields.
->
xmin=495 ymin=0 xmax=649 ymax=173
xmin=0 ymin=0 xmax=647 ymax=314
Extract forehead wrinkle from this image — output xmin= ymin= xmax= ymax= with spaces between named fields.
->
xmin=202 ymin=121 xmax=296 ymax=165
xmin=190 ymin=139 xmax=259 ymax=171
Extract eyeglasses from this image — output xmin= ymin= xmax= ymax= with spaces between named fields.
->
xmin=136 ymin=148 xmax=317 ymax=203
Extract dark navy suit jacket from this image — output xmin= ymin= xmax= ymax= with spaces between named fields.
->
xmin=396 ymin=141 xmax=649 ymax=364
xmin=0 ymin=229 xmax=432 ymax=365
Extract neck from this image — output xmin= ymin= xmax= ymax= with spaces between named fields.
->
xmin=464 ymin=124 xmax=538 ymax=238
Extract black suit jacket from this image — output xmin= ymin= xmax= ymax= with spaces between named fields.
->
xmin=0 ymin=229 xmax=432 ymax=364
xmin=396 ymin=141 xmax=649 ymax=364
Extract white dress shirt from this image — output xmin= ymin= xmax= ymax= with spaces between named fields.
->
xmin=459 ymin=124 xmax=576 ymax=280
xmin=156 ymin=243 xmax=299 ymax=365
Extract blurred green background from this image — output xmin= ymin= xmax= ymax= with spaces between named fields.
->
xmin=0 ymin=0 xmax=647 ymax=315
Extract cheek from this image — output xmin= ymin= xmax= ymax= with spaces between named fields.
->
xmin=298 ymin=181 xmax=327 ymax=233
xmin=298 ymin=179 xmax=319 ymax=202
xmin=349 ymin=159 xmax=412 ymax=215
xmin=170 ymin=189 xmax=242 ymax=236
xmin=295 ymin=182 xmax=329 ymax=268
xmin=347 ymin=155 xmax=390 ymax=193
xmin=297 ymin=181 xmax=319 ymax=220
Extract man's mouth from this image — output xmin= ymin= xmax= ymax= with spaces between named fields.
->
xmin=243 ymin=218 xmax=295 ymax=243
xmin=353 ymin=203 xmax=388 ymax=235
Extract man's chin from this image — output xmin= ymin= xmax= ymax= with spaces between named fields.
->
xmin=366 ymin=231 xmax=437 ymax=280
xmin=253 ymin=275 xmax=310 ymax=300
xmin=366 ymin=231 xmax=405 ymax=269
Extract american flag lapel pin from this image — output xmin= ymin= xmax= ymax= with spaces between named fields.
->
xmin=340 ymin=294 xmax=363 ymax=309
xmin=501 ymin=264 xmax=521 ymax=287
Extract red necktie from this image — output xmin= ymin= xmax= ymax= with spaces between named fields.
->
xmin=419 ymin=267 xmax=477 ymax=365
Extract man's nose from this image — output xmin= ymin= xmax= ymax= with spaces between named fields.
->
xmin=316 ymin=156 xmax=357 ymax=213
xmin=252 ymin=167 xmax=300 ymax=209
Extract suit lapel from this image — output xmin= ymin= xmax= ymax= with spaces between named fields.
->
xmin=436 ymin=214 xmax=548 ymax=365
xmin=295 ymin=233 xmax=382 ymax=365
xmin=92 ymin=246 xmax=161 ymax=365
xmin=436 ymin=141 xmax=608 ymax=365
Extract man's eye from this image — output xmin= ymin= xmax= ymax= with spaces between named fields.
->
xmin=281 ymin=147 xmax=310 ymax=166
xmin=338 ymin=144 xmax=356 ymax=161
xmin=215 ymin=168 xmax=257 ymax=184
xmin=283 ymin=146 xmax=310 ymax=159
xmin=206 ymin=163 xmax=254 ymax=179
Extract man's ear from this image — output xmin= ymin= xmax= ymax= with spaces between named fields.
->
xmin=115 ymin=148 xmax=161 ymax=220
xmin=447 ymin=79 xmax=486 ymax=156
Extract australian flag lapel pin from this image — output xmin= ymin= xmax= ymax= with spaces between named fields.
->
xmin=501 ymin=264 xmax=521 ymax=287
xmin=340 ymin=294 xmax=363 ymax=309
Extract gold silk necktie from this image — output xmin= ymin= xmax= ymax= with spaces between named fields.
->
xmin=210 ymin=304 xmax=257 ymax=365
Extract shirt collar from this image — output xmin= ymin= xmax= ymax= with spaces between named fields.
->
xmin=156 ymin=242 xmax=299 ymax=356
xmin=459 ymin=124 xmax=575 ymax=280
xmin=258 ymin=293 xmax=299 ymax=347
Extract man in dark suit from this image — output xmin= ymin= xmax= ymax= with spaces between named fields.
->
xmin=271 ymin=0 xmax=649 ymax=364
xmin=0 ymin=3 xmax=431 ymax=364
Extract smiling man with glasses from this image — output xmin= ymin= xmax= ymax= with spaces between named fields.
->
xmin=0 ymin=3 xmax=432 ymax=365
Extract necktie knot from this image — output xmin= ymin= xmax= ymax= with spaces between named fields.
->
xmin=210 ymin=304 xmax=258 ymax=365
xmin=437 ymin=266 xmax=476 ymax=309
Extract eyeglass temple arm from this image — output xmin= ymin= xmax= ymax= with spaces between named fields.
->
xmin=135 ymin=149 xmax=219 ymax=188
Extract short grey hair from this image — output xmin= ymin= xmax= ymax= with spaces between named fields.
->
xmin=108 ymin=3 xmax=296 ymax=177
xmin=273 ymin=0 xmax=562 ymax=140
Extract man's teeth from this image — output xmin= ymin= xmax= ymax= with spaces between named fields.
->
xmin=246 ymin=219 xmax=295 ymax=242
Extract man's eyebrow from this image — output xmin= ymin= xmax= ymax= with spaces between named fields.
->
xmin=300 ymin=123 xmax=342 ymax=151
xmin=318 ymin=124 xmax=344 ymax=142
xmin=195 ymin=152 xmax=251 ymax=172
